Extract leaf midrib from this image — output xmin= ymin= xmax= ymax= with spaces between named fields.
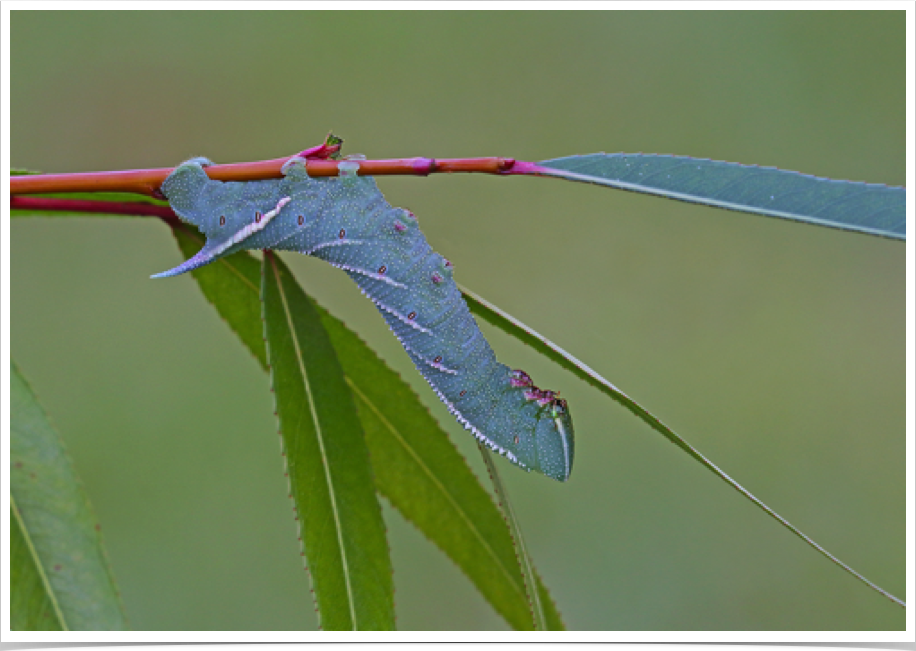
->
xmin=10 ymin=492 xmax=68 ymax=630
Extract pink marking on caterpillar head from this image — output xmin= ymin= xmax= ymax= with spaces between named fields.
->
xmin=444 ymin=259 xmax=453 ymax=269
xmin=537 ymin=390 xmax=557 ymax=407
xmin=524 ymin=388 xmax=543 ymax=402
xmin=510 ymin=369 xmax=533 ymax=387
xmin=404 ymin=209 xmax=417 ymax=221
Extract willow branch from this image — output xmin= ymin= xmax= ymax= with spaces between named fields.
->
xmin=10 ymin=156 xmax=524 ymax=197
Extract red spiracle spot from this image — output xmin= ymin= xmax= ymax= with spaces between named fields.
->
xmin=434 ymin=355 xmax=442 ymax=364
xmin=378 ymin=265 xmax=387 ymax=275
xmin=408 ymin=311 xmax=417 ymax=320
xmin=405 ymin=209 xmax=416 ymax=220
xmin=431 ymin=272 xmax=442 ymax=284
xmin=219 ymin=215 xmax=226 ymax=226
xmin=513 ymin=435 xmax=520 ymax=445
xmin=444 ymin=259 xmax=453 ymax=269
xmin=255 ymin=211 xmax=262 ymax=223
xmin=394 ymin=221 xmax=407 ymax=233
xmin=459 ymin=390 xmax=467 ymax=397
xmin=298 ymin=215 xmax=304 ymax=225
xmin=338 ymin=228 xmax=346 ymax=239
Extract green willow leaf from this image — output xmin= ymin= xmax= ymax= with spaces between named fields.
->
xmin=534 ymin=153 xmax=905 ymax=240
xmin=170 ymin=223 xmax=565 ymax=630
xmin=459 ymin=285 xmax=905 ymax=608
xmin=10 ymin=362 xmax=128 ymax=630
xmin=261 ymin=252 xmax=395 ymax=630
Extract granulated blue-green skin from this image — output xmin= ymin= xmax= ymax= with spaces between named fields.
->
xmin=155 ymin=157 xmax=574 ymax=481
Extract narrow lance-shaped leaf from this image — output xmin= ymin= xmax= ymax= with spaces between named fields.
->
xmin=169 ymin=223 xmax=564 ymax=630
xmin=10 ymin=362 xmax=128 ymax=630
xmin=526 ymin=153 xmax=905 ymax=240
xmin=459 ymin=285 xmax=905 ymax=608
xmin=261 ymin=251 xmax=395 ymax=630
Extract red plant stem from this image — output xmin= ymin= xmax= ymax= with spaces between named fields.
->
xmin=11 ymin=196 xmax=179 ymax=221
xmin=10 ymin=156 xmax=524 ymax=197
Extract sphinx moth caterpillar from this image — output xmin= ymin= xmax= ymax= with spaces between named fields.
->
xmin=154 ymin=156 xmax=574 ymax=481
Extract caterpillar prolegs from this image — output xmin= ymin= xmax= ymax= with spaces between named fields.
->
xmin=154 ymin=156 xmax=574 ymax=481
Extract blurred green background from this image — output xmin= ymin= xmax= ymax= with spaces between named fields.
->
xmin=11 ymin=11 xmax=905 ymax=630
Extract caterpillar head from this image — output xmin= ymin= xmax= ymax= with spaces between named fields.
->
xmin=514 ymin=372 xmax=574 ymax=481
xmin=545 ymin=398 xmax=574 ymax=481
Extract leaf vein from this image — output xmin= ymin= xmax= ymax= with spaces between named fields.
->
xmin=10 ymin=493 xmax=68 ymax=630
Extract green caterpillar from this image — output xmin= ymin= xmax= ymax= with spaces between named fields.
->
xmin=155 ymin=156 xmax=574 ymax=481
